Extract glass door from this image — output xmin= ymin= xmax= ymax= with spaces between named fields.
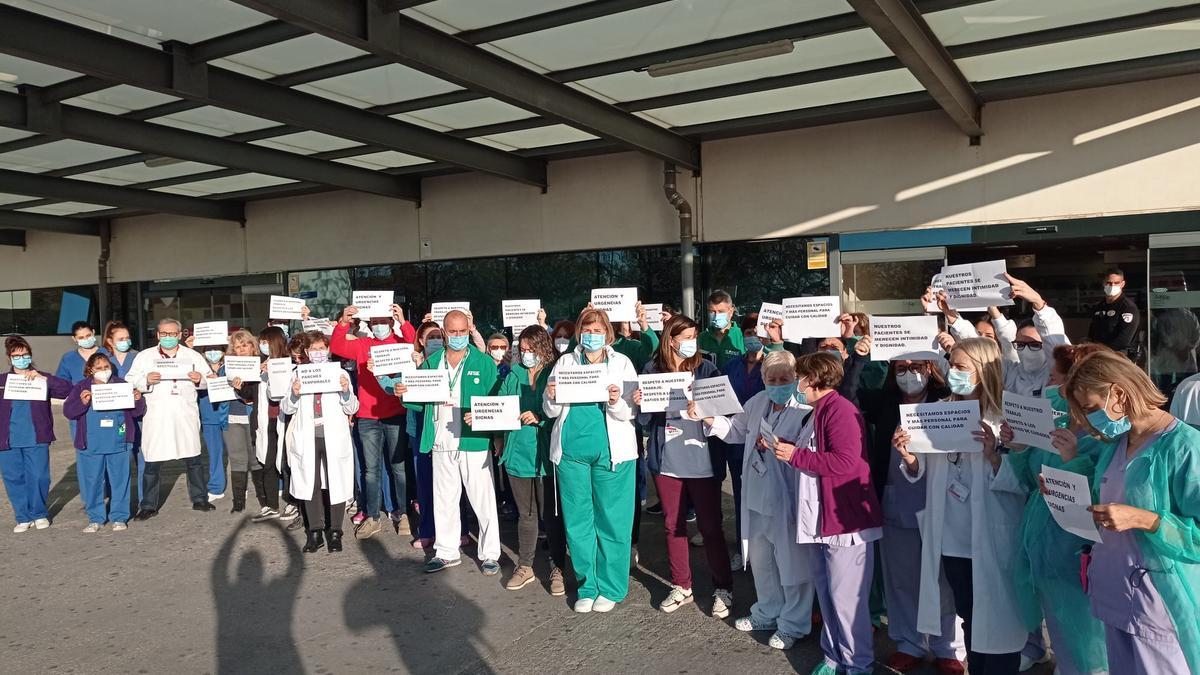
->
xmin=840 ymin=246 xmax=946 ymax=315
xmin=1148 ymin=233 xmax=1200 ymax=405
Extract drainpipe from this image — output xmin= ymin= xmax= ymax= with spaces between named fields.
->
xmin=663 ymin=163 xmax=694 ymax=318
xmin=97 ymin=220 xmax=111 ymax=323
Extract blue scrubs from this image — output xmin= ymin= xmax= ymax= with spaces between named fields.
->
xmin=720 ymin=354 xmax=765 ymax=541
xmin=198 ymin=369 xmax=229 ymax=496
xmin=78 ymin=407 xmax=132 ymax=524
xmin=0 ymin=401 xmax=50 ymax=523
xmin=110 ymin=349 xmax=144 ymax=500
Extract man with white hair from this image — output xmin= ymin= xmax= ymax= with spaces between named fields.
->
xmin=126 ymin=317 xmax=213 ymax=519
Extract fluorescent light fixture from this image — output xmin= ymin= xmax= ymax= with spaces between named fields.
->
xmin=143 ymin=156 xmax=185 ymax=168
xmin=0 ymin=72 xmax=18 ymax=83
xmin=646 ymin=40 xmax=794 ymax=78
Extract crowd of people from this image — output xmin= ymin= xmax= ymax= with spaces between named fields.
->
xmin=1 ymin=267 xmax=1197 ymax=675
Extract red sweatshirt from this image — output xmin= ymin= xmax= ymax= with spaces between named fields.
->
xmin=330 ymin=319 xmax=416 ymax=420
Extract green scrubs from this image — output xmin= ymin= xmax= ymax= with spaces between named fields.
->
xmin=612 ymin=331 xmax=659 ymax=372
xmin=497 ymin=364 xmax=549 ymax=479
xmin=698 ymin=327 xmax=745 ymax=369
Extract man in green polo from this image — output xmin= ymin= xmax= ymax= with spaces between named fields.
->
xmin=698 ymin=290 xmax=745 ymax=368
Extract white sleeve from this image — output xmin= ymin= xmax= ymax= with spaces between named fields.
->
xmin=1033 ymin=304 xmax=1071 ymax=348
xmin=543 ymin=360 xmax=564 ymax=419
xmin=993 ymin=315 xmax=1019 ymax=364
xmin=947 ymin=316 xmax=978 ymax=342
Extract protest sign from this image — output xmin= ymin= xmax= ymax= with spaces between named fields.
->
xmin=637 ymin=372 xmax=692 ymax=414
xmin=351 ymin=291 xmax=393 ymax=319
xmin=590 ymin=288 xmax=638 ymax=323
xmin=266 ymin=358 xmax=294 ymax=395
xmin=469 ymin=396 xmax=521 ymax=432
xmin=269 ymin=295 xmax=305 ymax=320
xmin=644 ymin=303 xmax=664 ymax=331
xmin=870 ymin=315 xmax=942 ymax=361
xmin=224 ymin=356 xmax=260 ymax=382
xmin=1003 ymin=391 xmax=1056 ymax=450
xmin=92 ymin=382 xmax=135 ymax=411
xmin=296 ymin=363 xmax=343 ymax=395
xmin=782 ymin=296 xmax=840 ymax=341
xmin=554 ymin=364 xmax=609 ymax=404
xmin=432 ymin=301 xmax=471 ymax=326
xmin=402 ymin=371 xmax=451 ymax=403
xmin=757 ymin=302 xmax=784 ymax=339
xmin=691 ymin=376 xmax=744 ymax=419
xmin=1042 ymin=465 xmax=1103 ymax=543
xmin=370 ymin=343 xmax=416 ymax=376
xmin=205 ymin=376 xmax=238 ymax=403
xmin=192 ymin=321 xmax=228 ymax=347
xmin=502 ymin=300 xmax=540 ymax=332
xmin=899 ymin=400 xmax=981 ymax=453
xmin=4 ymin=375 xmax=46 ymax=401
xmin=940 ymin=260 xmax=1013 ymax=309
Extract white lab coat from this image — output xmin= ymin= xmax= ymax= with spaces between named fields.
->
xmin=905 ymin=415 xmax=1028 ymax=654
xmin=1169 ymin=373 xmax=1200 ymax=425
xmin=254 ymin=362 xmax=287 ymax=470
xmin=543 ymin=345 xmax=639 ymax=466
xmin=948 ymin=305 xmax=1070 ymax=396
xmin=707 ymin=390 xmax=812 ymax=585
xmin=126 ymin=346 xmax=209 ymax=462
xmin=281 ymin=384 xmax=359 ymax=505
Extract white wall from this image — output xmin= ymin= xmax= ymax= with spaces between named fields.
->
xmin=3 ymin=72 xmax=1199 ymax=292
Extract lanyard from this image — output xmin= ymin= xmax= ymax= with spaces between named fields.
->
xmin=442 ymin=353 xmax=465 ymax=391
xmin=157 ymin=347 xmax=176 ymax=359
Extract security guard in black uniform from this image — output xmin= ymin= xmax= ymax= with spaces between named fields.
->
xmin=1087 ymin=267 xmax=1140 ymax=358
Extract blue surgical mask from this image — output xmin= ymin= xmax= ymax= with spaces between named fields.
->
xmin=794 ymin=389 xmax=809 ymax=406
xmin=766 ymin=383 xmax=795 ymax=405
xmin=425 ymin=339 xmax=443 ymax=354
xmin=947 ymin=368 xmax=976 ymax=396
xmin=159 ymin=337 xmax=180 ymax=350
xmin=114 ymin=340 xmax=132 ymax=353
xmin=521 ymin=351 xmax=540 ymax=368
xmin=581 ymin=333 xmax=606 ymax=353
xmin=204 ymin=350 xmax=223 ymax=364
xmin=822 ymin=348 xmax=843 ymax=358
xmin=675 ymin=339 xmax=697 ymax=359
xmin=447 ymin=335 xmax=470 ymax=351
xmin=77 ymin=336 xmax=97 ymax=349
xmin=709 ymin=312 xmax=730 ymax=330
xmin=10 ymin=355 xmax=32 ymax=370
xmin=1087 ymin=388 xmax=1132 ymax=439
xmin=743 ymin=337 xmax=763 ymax=353
xmin=259 ymin=342 xmax=271 ymax=357
xmin=371 ymin=324 xmax=392 ymax=340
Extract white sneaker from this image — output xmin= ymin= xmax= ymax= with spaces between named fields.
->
xmin=82 ymin=523 xmax=102 ymax=533
xmin=111 ymin=522 xmax=128 ymax=532
xmin=659 ymin=585 xmax=694 ymax=613
xmin=712 ymin=589 xmax=733 ymax=619
xmin=279 ymin=503 xmax=299 ymax=521
xmin=33 ymin=518 xmax=50 ymax=530
xmin=12 ymin=522 xmax=32 ymax=533
xmin=734 ymin=615 xmax=777 ymax=632
xmin=207 ymin=492 xmax=225 ymax=502
xmin=593 ymin=596 xmax=616 ymax=613
xmin=574 ymin=598 xmax=595 ymax=614
xmin=768 ymin=631 xmax=798 ymax=650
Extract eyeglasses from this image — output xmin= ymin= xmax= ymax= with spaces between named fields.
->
xmin=894 ymin=364 xmax=929 ymax=375
xmin=1012 ymin=341 xmax=1043 ymax=351
xmin=158 ymin=331 xmax=181 ymax=338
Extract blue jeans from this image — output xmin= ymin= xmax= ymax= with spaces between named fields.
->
xmin=78 ymin=449 xmax=131 ymax=524
xmin=357 ymin=416 xmax=407 ymax=519
xmin=0 ymin=444 xmax=50 ymax=523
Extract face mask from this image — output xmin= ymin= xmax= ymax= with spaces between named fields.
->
xmin=1088 ymin=388 xmax=1132 ymax=438
xmin=204 ymin=350 xmax=223 ymax=364
xmin=766 ymin=383 xmax=795 ymax=405
xmin=77 ymin=336 xmax=97 ymax=349
xmin=92 ymin=369 xmax=112 ymax=383
xmin=159 ymin=337 xmax=179 ymax=350
xmin=490 ymin=348 xmax=507 ymax=362
xmin=709 ymin=312 xmax=730 ymax=330
xmin=1018 ymin=347 xmax=1046 ymax=372
xmin=794 ymin=389 xmax=809 ymax=406
xmin=822 ymin=348 xmax=843 ymax=358
xmin=521 ymin=351 xmax=540 ymax=368
xmin=307 ymin=350 xmax=329 ymax=364
xmin=581 ymin=333 xmax=606 ymax=353
xmin=1104 ymin=284 xmax=1122 ymax=297
xmin=259 ymin=342 xmax=271 ymax=357
xmin=114 ymin=340 xmax=132 ymax=353
xmin=744 ymin=337 xmax=763 ymax=353
xmin=447 ymin=335 xmax=470 ymax=351
xmin=895 ymin=371 xmax=926 ymax=396
xmin=425 ymin=339 xmax=443 ymax=354
xmin=10 ymin=355 xmax=31 ymax=370
xmin=675 ymin=339 xmax=698 ymax=359
xmin=554 ymin=338 xmax=570 ymax=353
xmin=371 ymin=324 xmax=392 ymax=340
xmin=947 ymin=368 xmax=976 ymax=396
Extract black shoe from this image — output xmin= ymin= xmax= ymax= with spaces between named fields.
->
xmin=192 ymin=501 xmax=216 ymax=512
xmin=133 ymin=509 xmax=157 ymax=521
xmin=231 ymin=502 xmax=245 ymax=514
xmin=302 ymin=530 xmax=325 ymax=553
xmin=327 ymin=529 xmax=343 ymax=552
xmin=645 ymin=501 xmax=663 ymax=515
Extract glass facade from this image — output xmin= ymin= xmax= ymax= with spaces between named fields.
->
xmin=0 ymin=285 xmax=102 ymax=335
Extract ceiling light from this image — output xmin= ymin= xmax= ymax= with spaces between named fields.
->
xmin=645 ymin=40 xmax=794 ymax=78
xmin=0 ymin=72 xmax=18 ymax=83
xmin=143 ymin=156 xmax=185 ymax=168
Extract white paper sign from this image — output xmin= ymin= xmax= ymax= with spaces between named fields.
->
xmin=502 ymin=299 xmax=540 ymax=332
xmin=783 ymin=296 xmax=841 ymax=341
xmin=192 ymin=321 xmax=229 ymax=347
xmin=927 ymin=273 xmax=989 ymax=313
xmin=940 ymin=260 xmax=1013 ymax=309
xmin=153 ymin=357 xmax=191 ymax=381
xmin=870 ymin=315 xmax=942 ymax=361
xmin=554 ymin=364 xmax=609 ymax=403
xmin=352 ymin=291 xmax=394 ymax=319
xmin=302 ymin=318 xmax=334 ymax=336
xmin=269 ymin=295 xmax=306 ymax=320
xmin=431 ymin=301 xmax=471 ymax=327
xmin=1003 ymin=391 xmax=1057 ymax=450
xmin=899 ymin=400 xmax=981 ymax=453
xmin=370 ymin=343 xmax=416 ymax=376
xmin=3 ymin=374 xmax=47 ymax=401
xmin=224 ymin=356 xmax=261 ymax=383
xmin=205 ymin=376 xmax=238 ymax=403
xmin=757 ymin=302 xmax=784 ymax=338
xmin=403 ymin=370 xmax=451 ymax=403
xmin=691 ymin=376 xmax=745 ymax=419
xmin=637 ymin=372 xmax=693 ymax=414
xmin=92 ymin=382 xmax=135 ymax=411
xmin=590 ymin=287 xmax=638 ymax=323
xmin=644 ymin=303 xmax=664 ymax=332
xmin=296 ymin=362 xmax=343 ymax=395
xmin=266 ymin=358 xmax=294 ymax=396
xmin=1041 ymin=465 xmax=1103 ymax=543
xmin=470 ymin=395 xmax=521 ymax=432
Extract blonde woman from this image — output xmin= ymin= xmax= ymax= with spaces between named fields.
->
xmin=893 ymin=337 xmax=1028 ymax=674
xmin=226 ymin=330 xmax=265 ymax=514
xmin=1065 ymin=350 xmax=1200 ymax=674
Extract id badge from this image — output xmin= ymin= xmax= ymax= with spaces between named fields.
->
xmin=751 ymin=453 xmax=767 ymax=476
xmin=947 ymin=478 xmax=970 ymax=503
xmin=100 ymin=418 xmax=115 ymax=428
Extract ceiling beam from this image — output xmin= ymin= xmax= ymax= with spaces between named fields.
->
xmin=0 ymin=5 xmax=545 ymax=187
xmin=0 ymin=210 xmax=99 ymax=236
xmin=0 ymin=90 xmax=419 ymax=200
xmin=227 ymin=0 xmax=699 ymax=169
xmin=455 ymin=0 xmax=671 ymax=45
xmin=846 ymin=0 xmax=981 ymax=136
xmin=0 ymin=168 xmax=244 ymax=221
xmin=0 ymin=230 xmax=27 ymax=247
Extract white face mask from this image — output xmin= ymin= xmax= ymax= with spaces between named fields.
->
xmin=895 ymin=371 xmax=925 ymax=395
xmin=1018 ymin=346 xmax=1047 ymax=372
xmin=554 ymin=338 xmax=570 ymax=353
xmin=1104 ymin=284 xmax=1122 ymax=297
xmin=92 ymin=369 xmax=112 ymax=383
xmin=489 ymin=348 xmax=507 ymax=362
